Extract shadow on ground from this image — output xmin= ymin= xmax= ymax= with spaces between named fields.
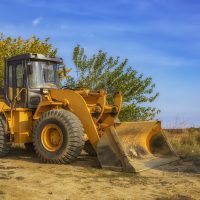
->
xmin=4 ymin=146 xmax=101 ymax=169
xmin=3 ymin=146 xmax=200 ymax=175
xmin=156 ymin=155 xmax=200 ymax=174
xmin=0 ymin=147 xmax=199 ymax=200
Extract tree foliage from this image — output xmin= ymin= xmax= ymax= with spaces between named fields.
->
xmin=0 ymin=34 xmax=160 ymax=121
xmin=0 ymin=34 xmax=58 ymax=87
xmin=65 ymin=45 xmax=160 ymax=121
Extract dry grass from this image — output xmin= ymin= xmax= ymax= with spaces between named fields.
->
xmin=164 ymin=128 xmax=200 ymax=156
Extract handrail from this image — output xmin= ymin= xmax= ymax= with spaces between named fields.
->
xmin=10 ymin=88 xmax=26 ymax=134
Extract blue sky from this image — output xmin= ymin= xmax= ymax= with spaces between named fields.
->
xmin=0 ymin=0 xmax=199 ymax=127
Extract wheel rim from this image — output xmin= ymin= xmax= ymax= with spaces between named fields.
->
xmin=41 ymin=124 xmax=63 ymax=152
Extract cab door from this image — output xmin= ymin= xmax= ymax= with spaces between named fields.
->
xmin=15 ymin=62 xmax=26 ymax=107
xmin=7 ymin=61 xmax=26 ymax=107
xmin=7 ymin=63 xmax=14 ymax=102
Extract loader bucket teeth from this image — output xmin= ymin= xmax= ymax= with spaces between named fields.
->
xmin=97 ymin=121 xmax=179 ymax=172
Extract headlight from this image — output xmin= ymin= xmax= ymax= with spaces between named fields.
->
xmin=40 ymin=88 xmax=49 ymax=95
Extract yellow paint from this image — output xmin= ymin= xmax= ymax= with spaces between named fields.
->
xmin=49 ymin=89 xmax=101 ymax=147
xmin=12 ymin=109 xmax=32 ymax=143
xmin=48 ymin=89 xmax=123 ymax=148
xmin=0 ymin=101 xmax=10 ymax=112
xmin=114 ymin=121 xmax=162 ymax=154
xmin=1 ymin=84 xmax=124 ymax=148
xmin=33 ymin=100 xmax=63 ymax=120
xmin=0 ymin=84 xmax=163 ymax=161
xmin=0 ymin=54 xmax=174 ymax=173
xmin=96 ymin=92 xmax=122 ymax=129
xmin=41 ymin=124 xmax=63 ymax=152
xmin=0 ymin=102 xmax=32 ymax=143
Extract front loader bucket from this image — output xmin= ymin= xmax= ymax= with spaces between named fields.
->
xmin=97 ymin=121 xmax=179 ymax=172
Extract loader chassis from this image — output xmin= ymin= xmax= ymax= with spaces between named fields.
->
xmin=0 ymin=53 xmax=178 ymax=172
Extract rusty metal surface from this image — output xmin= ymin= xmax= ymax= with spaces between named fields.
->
xmin=97 ymin=127 xmax=135 ymax=172
xmin=97 ymin=121 xmax=179 ymax=172
xmin=114 ymin=121 xmax=171 ymax=157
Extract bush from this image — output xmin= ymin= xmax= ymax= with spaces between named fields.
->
xmin=165 ymin=128 xmax=200 ymax=156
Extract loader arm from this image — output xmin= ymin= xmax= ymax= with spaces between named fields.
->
xmin=48 ymin=89 xmax=178 ymax=172
xmin=49 ymin=89 xmax=100 ymax=147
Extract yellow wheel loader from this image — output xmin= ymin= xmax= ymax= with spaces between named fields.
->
xmin=0 ymin=53 xmax=178 ymax=172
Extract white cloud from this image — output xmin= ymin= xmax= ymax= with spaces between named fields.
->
xmin=32 ymin=17 xmax=42 ymax=26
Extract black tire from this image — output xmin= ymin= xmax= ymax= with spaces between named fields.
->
xmin=33 ymin=109 xmax=85 ymax=163
xmin=84 ymin=140 xmax=97 ymax=156
xmin=0 ymin=115 xmax=11 ymax=157
xmin=24 ymin=142 xmax=35 ymax=152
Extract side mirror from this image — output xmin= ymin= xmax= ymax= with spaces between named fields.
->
xmin=27 ymin=62 xmax=33 ymax=74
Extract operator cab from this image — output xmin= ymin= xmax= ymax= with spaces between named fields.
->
xmin=28 ymin=60 xmax=60 ymax=89
xmin=4 ymin=53 xmax=63 ymax=108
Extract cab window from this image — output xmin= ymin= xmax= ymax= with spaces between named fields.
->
xmin=16 ymin=64 xmax=24 ymax=88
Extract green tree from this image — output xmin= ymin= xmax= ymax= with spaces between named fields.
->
xmin=65 ymin=45 xmax=160 ymax=121
xmin=0 ymin=34 xmax=58 ymax=87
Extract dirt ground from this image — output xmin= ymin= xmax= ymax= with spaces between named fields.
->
xmin=0 ymin=148 xmax=199 ymax=200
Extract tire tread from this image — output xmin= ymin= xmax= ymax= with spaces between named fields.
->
xmin=33 ymin=109 xmax=84 ymax=164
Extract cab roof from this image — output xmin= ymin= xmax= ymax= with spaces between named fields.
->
xmin=6 ymin=53 xmax=63 ymax=63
